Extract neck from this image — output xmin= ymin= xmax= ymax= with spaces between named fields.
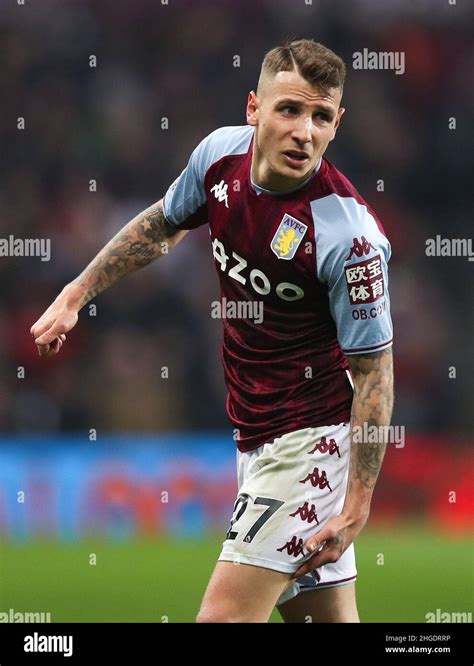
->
xmin=252 ymin=159 xmax=307 ymax=192
xmin=251 ymin=153 xmax=318 ymax=193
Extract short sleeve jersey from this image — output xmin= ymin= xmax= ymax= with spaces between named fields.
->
xmin=163 ymin=126 xmax=393 ymax=452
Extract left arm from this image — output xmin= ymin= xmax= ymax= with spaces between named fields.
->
xmin=293 ymin=347 xmax=394 ymax=577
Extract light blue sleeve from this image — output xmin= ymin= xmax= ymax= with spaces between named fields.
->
xmin=162 ymin=136 xmax=209 ymax=227
xmin=163 ymin=125 xmax=253 ymax=228
xmin=312 ymin=193 xmax=393 ymax=355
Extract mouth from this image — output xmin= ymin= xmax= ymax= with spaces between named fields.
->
xmin=282 ymin=150 xmax=310 ymax=168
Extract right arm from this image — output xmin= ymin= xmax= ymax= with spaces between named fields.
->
xmin=30 ymin=198 xmax=187 ymax=357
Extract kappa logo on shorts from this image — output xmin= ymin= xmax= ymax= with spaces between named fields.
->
xmin=307 ymin=436 xmax=341 ymax=458
xmin=299 ymin=467 xmax=333 ymax=492
xmin=271 ymin=214 xmax=307 ymax=260
xmin=276 ymin=535 xmax=305 ymax=557
xmin=290 ymin=501 xmax=320 ymax=525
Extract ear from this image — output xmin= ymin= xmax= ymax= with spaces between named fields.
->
xmin=246 ymin=91 xmax=259 ymax=126
xmin=330 ymin=107 xmax=345 ymax=141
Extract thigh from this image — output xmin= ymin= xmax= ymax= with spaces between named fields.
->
xmin=278 ymin=582 xmax=359 ymax=623
xmin=197 ymin=561 xmax=290 ymax=623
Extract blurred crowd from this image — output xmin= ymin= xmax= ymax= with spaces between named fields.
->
xmin=0 ymin=0 xmax=472 ymax=436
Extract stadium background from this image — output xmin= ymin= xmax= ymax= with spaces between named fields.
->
xmin=0 ymin=0 xmax=472 ymax=623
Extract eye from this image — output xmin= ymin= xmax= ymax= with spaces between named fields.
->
xmin=280 ymin=106 xmax=298 ymax=116
xmin=314 ymin=112 xmax=330 ymax=122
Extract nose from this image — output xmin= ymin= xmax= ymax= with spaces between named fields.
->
xmin=291 ymin=116 xmax=312 ymax=144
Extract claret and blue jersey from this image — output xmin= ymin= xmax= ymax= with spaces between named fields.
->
xmin=163 ymin=125 xmax=393 ymax=452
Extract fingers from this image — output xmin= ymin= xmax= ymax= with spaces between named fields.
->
xmin=31 ymin=309 xmax=78 ymax=347
xmin=306 ymin=537 xmax=325 ymax=555
xmin=306 ymin=523 xmax=335 ymax=553
xmin=30 ymin=311 xmax=55 ymax=340
xmin=37 ymin=343 xmax=51 ymax=357
xmin=30 ymin=295 xmax=78 ymax=360
xmin=34 ymin=326 xmax=66 ymax=346
xmin=37 ymin=334 xmax=66 ymax=358
xmin=31 ymin=318 xmax=53 ymax=344
xmin=291 ymin=533 xmax=340 ymax=579
xmin=292 ymin=552 xmax=330 ymax=579
xmin=292 ymin=549 xmax=326 ymax=579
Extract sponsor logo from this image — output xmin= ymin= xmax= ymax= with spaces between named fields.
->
xmin=271 ymin=214 xmax=307 ymax=260
xmin=345 ymin=255 xmax=384 ymax=305
xmin=352 ymin=300 xmax=386 ymax=320
xmin=307 ymin=436 xmax=341 ymax=458
xmin=210 ymin=179 xmax=229 ymax=208
xmin=276 ymin=535 xmax=305 ymax=557
xmin=299 ymin=467 xmax=333 ymax=492
xmin=346 ymin=236 xmax=376 ymax=260
xmin=290 ymin=501 xmax=320 ymax=525
xmin=212 ymin=237 xmax=305 ymax=302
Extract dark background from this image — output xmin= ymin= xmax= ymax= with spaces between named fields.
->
xmin=1 ymin=0 xmax=473 ymax=435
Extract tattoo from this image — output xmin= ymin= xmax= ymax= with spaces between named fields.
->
xmin=71 ymin=200 xmax=182 ymax=308
xmin=125 ymin=241 xmax=158 ymax=265
xmin=347 ymin=348 xmax=394 ymax=491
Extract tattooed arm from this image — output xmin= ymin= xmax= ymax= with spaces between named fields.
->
xmin=72 ymin=199 xmax=187 ymax=307
xmin=30 ymin=199 xmax=188 ymax=357
xmin=293 ymin=347 xmax=394 ymax=577
xmin=343 ymin=348 xmax=394 ymax=513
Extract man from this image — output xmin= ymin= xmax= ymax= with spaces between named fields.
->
xmin=31 ymin=39 xmax=394 ymax=623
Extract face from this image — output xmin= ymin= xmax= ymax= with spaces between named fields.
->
xmin=246 ymin=70 xmax=345 ymax=191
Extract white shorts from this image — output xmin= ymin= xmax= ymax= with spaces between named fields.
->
xmin=218 ymin=423 xmax=357 ymax=606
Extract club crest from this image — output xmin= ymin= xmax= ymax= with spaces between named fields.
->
xmin=271 ymin=214 xmax=307 ymax=260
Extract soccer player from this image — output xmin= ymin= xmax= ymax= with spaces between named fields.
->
xmin=30 ymin=39 xmax=394 ymax=623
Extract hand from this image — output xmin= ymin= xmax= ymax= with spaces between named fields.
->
xmin=291 ymin=511 xmax=369 ymax=579
xmin=30 ymin=284 xmax=84 ymax=358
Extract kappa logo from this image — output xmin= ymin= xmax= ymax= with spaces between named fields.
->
xmin=346 ymin=236 xmax=376 ymax=260
xmin=307 ymin=436 xmax=341 ymax=458
xmin=271 ymin=214 xmax=307 ymax=260
xmin=276 ymin=536 xmax=305 ymax=557
xmin=290 ymin=501 xmax=320 ymax=525
xmin=210 ymin=179 xmax=229 ymax=208
xmin=299 ymin=467 xmax=333 ymax=492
